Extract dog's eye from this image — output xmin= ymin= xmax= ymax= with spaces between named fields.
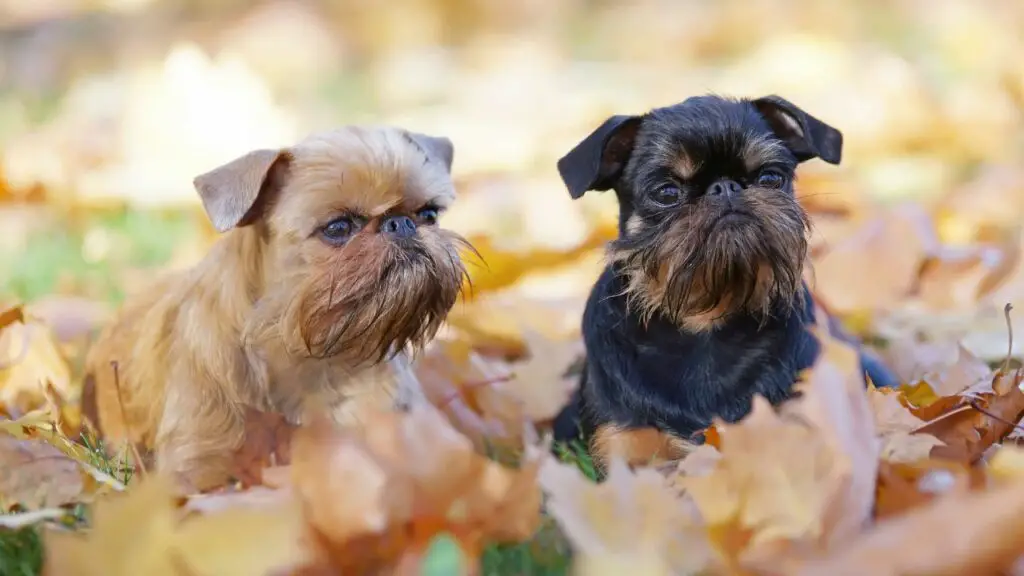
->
xmin=320 ymin=217 xmax=354 ymax=243
xmin=416 ymin=207 xmax=439 ymax=225
xmin=651 ymin=186 xmax=682 ymax=206
xmin=756 ymin=170 xmax=787 ymax=188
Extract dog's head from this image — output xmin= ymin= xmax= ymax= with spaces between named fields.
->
xmin=193 ymin=126 xmax=469 ymax=366
xmin=557 ymin=94 xmax=842 ymax=331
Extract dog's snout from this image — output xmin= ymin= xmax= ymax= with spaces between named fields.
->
xmin=707 ymin=179 xmax=742 ymax=198
xmin=382 ymin=215 xmax=417 ymax=238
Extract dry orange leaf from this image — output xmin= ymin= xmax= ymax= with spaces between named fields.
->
xmin=417 ymin=330 xmax=579 ymax=451
xmin=289 ymin=404 xmax=543 ymax=574
xmin=42 ymin=474 xmax=308 ymax=576
xmin=540 ymin=457 xmax=714 ymax=575
xmin=916 ymin=370 xmax=1024 ymax=463
xmin=793 ymin=477 xmax=1024 ymax=576
xmin=866 ymin=385 xmax=944 ymax=463
xmin=873 ymin=459 xmax=986 ymax=520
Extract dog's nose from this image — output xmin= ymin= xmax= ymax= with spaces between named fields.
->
xmin=381 ymin=215 xmax=417 ymax=238
xmin=706 ymin=179 xmax=742 ymax=198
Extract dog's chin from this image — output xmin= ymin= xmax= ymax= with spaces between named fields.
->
xmin=614 ymin=198 xmax=809 ymax=328
xmin=251 ymin=232 xmax=468 ymax=367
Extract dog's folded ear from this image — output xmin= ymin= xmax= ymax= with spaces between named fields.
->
xmin=193 ymin=149 xmax=290 ymax=233
xmin=557 ymin=115 xmax=642 ymax=199
xmin=752 ymin=95 xmax=843 ymax=165
xmin=406 ymin=132 xmax=455 ymax=173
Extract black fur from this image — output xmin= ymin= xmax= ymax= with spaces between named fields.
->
xmin=551 ymin=94 xmax=898 ymax=449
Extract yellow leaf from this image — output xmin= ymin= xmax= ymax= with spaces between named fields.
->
xmin=42 ymin=475 xmax=308 ymax=576
xmin=0 ymin=314 xmax=72 ymax=416
xmin=540 ymin=457 xmax=714 ymax=575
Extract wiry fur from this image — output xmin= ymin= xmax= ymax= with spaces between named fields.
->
xmin=551 ymin=94 xmax=899 ymax=469
xmin=84 ymin=126 xmax=469 ymax=491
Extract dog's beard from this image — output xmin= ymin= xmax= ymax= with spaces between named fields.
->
xmin=247 ymin=229 xmax=469 ymax=366
xmin=612 ymin=188 xmax=809 ymax=327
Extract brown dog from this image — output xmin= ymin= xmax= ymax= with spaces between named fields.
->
xmin=84 ymin=126 xmax=469 ymax=491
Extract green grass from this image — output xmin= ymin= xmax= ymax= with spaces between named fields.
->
xmin=0 ymin=207 xmax=201 ymax=304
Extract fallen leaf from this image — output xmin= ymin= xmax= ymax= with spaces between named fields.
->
xmin=678 ymin=397 xmax=839 ymax=565
xmin=812 ymin=204 xmax=938 ymax=314
xmin=873 ymin=459 xmax=986 ymax=520
xmin=793 ymin=477 xmax=1024 ymax=576
xmin=0 ymin=508 xmax=68 ymax=529
xmin=781 ymin=328 xmax=881 ymax=548
xmin=228 ymin=406 xmax=297 ymax=488
xmin=916 ymin=244 xmax=1019 ymax=312
xmin=289 ymin=404 xmax=543 ymax=573
xmin=417 ymin=331 xmax=577 ymax=453
xmin=866 ymin=385 xmax=944 ymax=463
xmin=916 ymin=370 xmax=1024 ymax=463
xmin=986 ymin=444 xmax=1024 ymax=482
xmin=42 ymin=474 xmax=308 ymax=576
xmin=0 ymin=433 xmax=119 ymax=511
xmin=0 ymin=312 xmax=73 ymax=416
xmin=540 ymin=457 xmax=714 ymax=575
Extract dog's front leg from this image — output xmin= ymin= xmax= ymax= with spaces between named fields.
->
xmin=153 ymin=381 xmax=245 ymax=492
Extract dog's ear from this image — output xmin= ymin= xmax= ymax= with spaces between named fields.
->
xmin=752 ymin=95 xmax=843 ymax=165
xmin=407 ymin=131 xmax=454 ymax=173
xmin=557 ymin=115 xmax=642 ymax=199
xmin=193 ymin=149 xmax=289 ymax=233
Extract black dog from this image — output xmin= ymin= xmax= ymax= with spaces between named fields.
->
xmin=551 ymin=94 xmax=898 ymax=468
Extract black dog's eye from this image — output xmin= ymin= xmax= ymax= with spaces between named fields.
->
xmin=651 ymin=186 xmax=682 ymax=206
xmin=416 ymin=207 xmax=439 ymax=225
xmin=320 ymin=217 xmax=355 ymax=244
xmin=756 ymin=170 xmax=787 ymax=188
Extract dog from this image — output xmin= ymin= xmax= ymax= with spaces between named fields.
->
xmin=550 ymin=94 xmax=899 ymax=469
xmin=83 ymin=126 xmax=469 ymax=491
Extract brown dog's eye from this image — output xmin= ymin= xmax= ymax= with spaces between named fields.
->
xmin=416 ymin=207 xmax=439 ymax=225
xmin=320 ymin=217 xmax=354 ymax=244
xmin=651 ymin=186 xmax=682 ymax=206
xmin=756 ymin=170 xmax=786 ymax=188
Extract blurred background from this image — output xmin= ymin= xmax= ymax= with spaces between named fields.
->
xmin=2 ymin=0 xmax=1024 ymax=373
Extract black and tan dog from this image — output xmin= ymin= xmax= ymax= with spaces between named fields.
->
xmin=551 ymin=94 xmax=898 ymax=468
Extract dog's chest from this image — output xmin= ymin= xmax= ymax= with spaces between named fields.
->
xmin=263 ymin=353 xmax=424 ymax=425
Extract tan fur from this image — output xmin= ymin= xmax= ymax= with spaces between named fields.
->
xmin=742 ymin=133 xmax=788 ymax=172
xmin=85 ymin=126 xmax=466 ymax=491
xmin=672 ymin=152 xmax=700 ymax=180
xmin=590 ymin=424 xmax=695 ymax=470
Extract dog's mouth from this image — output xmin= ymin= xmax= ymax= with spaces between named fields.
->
xmin=707 ymin=208 xmax=755 ymax=231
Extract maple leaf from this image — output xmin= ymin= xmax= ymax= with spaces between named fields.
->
xmin=866 ymin=384 xmax=944 ymax=463
xmin=915 ymin=369 xmax=1024 ymax=463
xmin=677 ymin=397 xmax=839 ymax=566
xmin=288 ymin=404 xmax=543 ymax=574
xmin=416 ymin=329 xmax=579 ymax=451
xmin=792 ymin=476 xmax=1024 ymax=576
xmin=42 ymin=474 xmax=309 ymax=576
xmin=670 ymin=328 xmax=881 ymax=569
xmin=779 ymin=327 xmax=881 ymax=548
xmin=0 ymin=434 xmax=121 ymax=511
xmin=811 ymin=204 xmax=938 ymax=314
xmin=540 ymin=457 xmax=714 ymax=576
xmin=0 ymin=306 xmax=74 ymax=417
